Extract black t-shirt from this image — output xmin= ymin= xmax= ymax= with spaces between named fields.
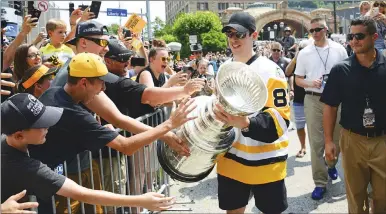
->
xmin=1 ymin=136 xmax=66 ymax=203
xmin=292 ymin=65 xmax=306 ymax=104
xmin=320 ymin=51 xmax=386 ymax=133
xmin=269 ymin=57 xmax=290 ymax=74
xmin=105 ymin=76 xmax=154 ymax=120
xmin=136 ymin=66 xmax=166 ymax=87
xmin=98 ymin=77 xmax=154 ymax=159
xmin=28 ymin=87 xmax=119 ymax=167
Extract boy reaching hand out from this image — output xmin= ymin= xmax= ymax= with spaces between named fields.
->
xmin=1 ymin=93 xmax=175 ymax=212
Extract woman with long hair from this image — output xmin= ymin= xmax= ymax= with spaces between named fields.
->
xmin=13 ymin=44 xmax=42 ymax=81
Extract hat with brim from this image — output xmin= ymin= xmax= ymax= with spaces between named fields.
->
xmin=30 ymin=106 xmax=63 ymax=129
xmin=1 ymin=93 xmax=63 ymax=135
xmin=66 ymin=20 xmax=109 ymax=46
xmin=105 ymin=39 xmax=135 ymax=62
xmin=69 ymin=52 xmax=119 ymax=83
xmin=21 ymin=65 xmax=59 ymax=89
xmin=222 ymin=24 xmax=249 ymax=33
xmin=98 ymin=72 xmax=119 ymax=83
xmin=66 ymin=38 xmax=77 ymax=46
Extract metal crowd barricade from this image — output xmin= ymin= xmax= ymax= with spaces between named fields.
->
xmin=48 ymin=108 xmax=170 ymax=214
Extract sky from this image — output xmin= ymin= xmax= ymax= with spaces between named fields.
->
xmin=51 ymin=1 xmax=166 ymax=27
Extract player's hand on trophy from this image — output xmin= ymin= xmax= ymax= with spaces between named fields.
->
xmin=183 ymin=78 xmax=205 ymax=95
xmin=138 ymin=192 xmax=175 ymax=211
xmin=214 ymin=103 xmax=250 ymax=129
xmin=161 ymin=132 xmax=190 ymax=156
xmin=167 ymin=97 xmax=197 ymax=129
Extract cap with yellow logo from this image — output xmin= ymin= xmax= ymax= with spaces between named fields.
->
xmin=69 ymin=52 xmax=119 ymax=83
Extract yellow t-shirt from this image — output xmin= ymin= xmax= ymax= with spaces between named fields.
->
xmin=40 ymin=43 xmax=74 ymax=66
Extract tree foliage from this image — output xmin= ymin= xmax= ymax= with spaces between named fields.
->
xmin=152 ymin=16 xmax=173 ymax=38
xmin=201 ymin=30 xmax=227 ymax=53
xmin=107 ymin=24 xmax=120 ymax=35
xmin=172 ymin=11 xmax=226 ymax=57
xmin=159 ymin=34 xmax=178 ymax=44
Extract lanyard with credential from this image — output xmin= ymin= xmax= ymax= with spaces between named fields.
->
xmin=314 ymin=43 xmax=330 ymax=75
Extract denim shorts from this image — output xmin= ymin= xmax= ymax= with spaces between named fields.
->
xmin=293 ymin=102 xmax=306 ymax=130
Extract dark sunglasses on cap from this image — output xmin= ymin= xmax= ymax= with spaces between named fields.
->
xmin=225 ymin=31 xmax=247 ymax=39
xmin=161 ymin=56 xmax=171 ymax=62
xmin=81 ymin=37 xmax=109 ymax=47
xmin=309 ymin=27 xmax=324 ymax=33
xmin=271 ymin=49 xmax=281 ymax=52
xmin=347 ymin=33 xmax=367 ymax=41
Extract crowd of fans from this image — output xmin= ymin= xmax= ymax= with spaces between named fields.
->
xmin=0 ymin=1 xmax=385 ymax=214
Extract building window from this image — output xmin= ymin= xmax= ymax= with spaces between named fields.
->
xmin=197 ymin=2 xmax=208 ymax=10
xmin=218 ymin=3 xmax=229 ymax=10
xmin=185 ymin=5 xmax=189 ymax=12
xmin=234 ymin=3 xmax=241 ymax=8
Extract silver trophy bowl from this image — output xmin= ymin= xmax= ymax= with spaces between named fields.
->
xmin=157 ymin=61 xmax=268 ymax=182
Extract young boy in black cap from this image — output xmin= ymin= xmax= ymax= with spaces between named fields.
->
xmin=1 ymin=93 xmax=175 ymax=212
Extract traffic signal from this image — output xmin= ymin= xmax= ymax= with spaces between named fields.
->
xmin=69 ymin=2 xmax=74 ymax=16
xmin=14 ymin=1 xmax=23 ymax=16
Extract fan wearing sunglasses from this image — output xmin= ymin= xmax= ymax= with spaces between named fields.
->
xmin=321 ymin=17 xmax=386 ymax=214
xmin=269 ymin=42 xmax=291 ymax=74
xmin=294 ymin=17 xmax=348 ymax=201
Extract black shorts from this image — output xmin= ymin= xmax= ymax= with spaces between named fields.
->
xmin=218 ymin=174 xmax=288 ymax=213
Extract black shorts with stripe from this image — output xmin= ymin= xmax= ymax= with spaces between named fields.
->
xmin=217 ymin=174 xmax=288 ymax=213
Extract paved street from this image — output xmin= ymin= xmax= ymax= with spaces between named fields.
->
xmin=167 ymin=128 xmax=348 ymax=213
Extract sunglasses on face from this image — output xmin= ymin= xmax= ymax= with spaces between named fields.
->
xmin=27 ymin=52 xmax=41 ymax=59
xmin=271 ymin=49 xmax=281 ymax=52
xmin=225 ymin=31 xmax=247 ymax=39
xmin=81 ymin=37 xmax=109 ymax=47
xmin=347 ymin=33 xmax=367 ymax=41
xmin=309 ymin=27 xmax=324 ymax=33
xmin=161 ymin=56 xmax=171 ymax=62
xmin=373 ymin=2 xmax=385 ymax=7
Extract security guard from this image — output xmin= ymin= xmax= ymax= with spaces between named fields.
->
xmin=321 ymin=17 xmax=386 ymax=213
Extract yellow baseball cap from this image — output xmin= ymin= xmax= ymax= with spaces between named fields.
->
xmin=69 ymin=52 xmax=119 ymax=83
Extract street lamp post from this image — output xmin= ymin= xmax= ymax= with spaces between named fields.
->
xmin=274 ymin=24 xmax=278 ymax=41
xmin=260 ymin=29 xmax=264 ymax=41
xmin=267 ymin=26 xmax=271 ymax=41
xmin=280 ymin=22 xmax=284 ymax=39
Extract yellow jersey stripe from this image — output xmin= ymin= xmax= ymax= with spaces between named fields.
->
xmin=217 ymin=156 xmax=287 ymax=185
xmin=232 ymin=140 xmax=289 ymax=154
xmin=264 ymin=108 xmax=284 ymax=137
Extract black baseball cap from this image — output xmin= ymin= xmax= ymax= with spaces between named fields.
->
xmin=66 ymin=20 xmax=109 ymax=45
xmin=1 ymin=93 xmax=63 ymax=135
xmin=105 ymin=39 xmax=134 ymax=63
xmin=222 ymin=12 xmax=256 ymax=33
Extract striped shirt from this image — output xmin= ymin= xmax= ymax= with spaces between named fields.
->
xmin=216 ymin=56 xmax=290 ymax=185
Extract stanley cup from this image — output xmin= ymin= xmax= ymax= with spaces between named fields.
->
xmin=157 ymin=62 xmax=268 ymax=182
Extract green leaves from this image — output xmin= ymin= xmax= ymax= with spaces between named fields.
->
xmin=171 ymin=11 xmax=226 ymax=57
xmin=202 ymin=30 xmax=227 ymax=53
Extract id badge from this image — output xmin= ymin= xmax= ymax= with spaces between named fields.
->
xmin=321 ymin=74 xmax=329 ymax=90
xmin=54 ymin=164 xmax=64 ymax=175
xmin=363 ymin=107 xmax=375 ymax=128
